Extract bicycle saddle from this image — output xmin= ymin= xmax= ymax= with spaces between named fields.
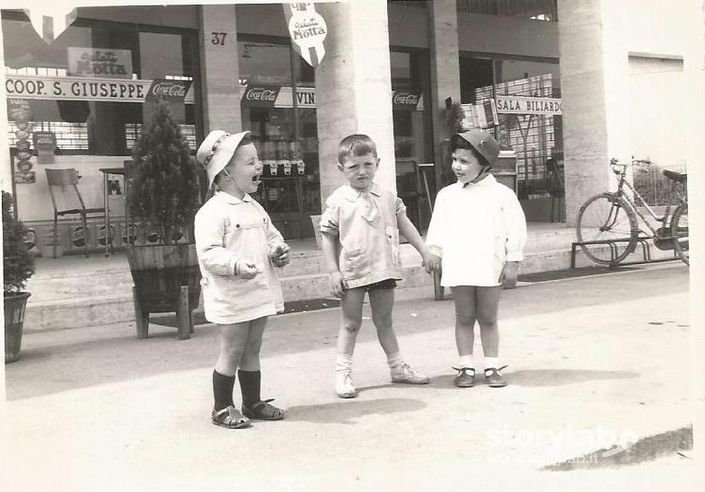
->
xmin=662 ymin=169 xmax=687 ymax=182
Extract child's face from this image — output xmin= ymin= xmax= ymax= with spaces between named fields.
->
xmin=220 ymin=143 xmax=263 ymax=197
xmin=452 ymin=148 xmax=484 ymax=184
xmin=338 ymin=152 xmax=379 ymax=191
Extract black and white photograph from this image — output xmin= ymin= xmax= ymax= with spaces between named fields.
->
xmin=1 ymin=0 xmax=704 ymax=490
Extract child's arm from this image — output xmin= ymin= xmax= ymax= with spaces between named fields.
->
xmin=397 ymin=211 xmax=434 ymax=273
xmin=499 ymin=190 xmax=528 ymax=288
xmin=264 ymin=217 xmax=290 ymax=267
xmin=195 ymin=208 xmax=258 ymax=279
xmin=423 ymin=191 xmax=445 ymax=272
xmin=321 ymin=232 xmax=345 ymax=298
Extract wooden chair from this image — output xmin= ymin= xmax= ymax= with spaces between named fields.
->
xmin=45 ymin=168 xmax=105 ymax=257
xmin=395 ymin=159 xmax=431 ymax=231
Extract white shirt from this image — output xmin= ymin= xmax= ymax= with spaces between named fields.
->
xmin=195 ymin=191 xmax=285 ymax=324
xmin=426 ymin=175 xmax=527 ymax=287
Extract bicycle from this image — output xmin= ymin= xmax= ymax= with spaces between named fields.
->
xmin=575 ymin=158 xmax=689 ymax=266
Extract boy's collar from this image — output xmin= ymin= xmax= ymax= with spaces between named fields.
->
xmin=342 ymin=182 xmax=381 ymax=201
xmin=216 ymin=190 xmax=253 ymax=204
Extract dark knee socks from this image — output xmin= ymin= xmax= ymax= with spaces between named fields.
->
xmin=238 ymin=369 xmax=262 ymax=407
xmin=212 ymin=370 xmax=235 ymax=411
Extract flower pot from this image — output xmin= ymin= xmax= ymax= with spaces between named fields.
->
xmin=4 ymin=291 xmax=31 ymax=363
xmin=126 ymin=244 xmax=201 ymax=339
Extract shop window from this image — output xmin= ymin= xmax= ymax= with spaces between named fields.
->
xmin=238 ymin=38 xmax=321 ymax=239
xmin=3 ymin=13 xmax=199 ymax=157
xmin=457 ymin=0 xmax=558 ymax=21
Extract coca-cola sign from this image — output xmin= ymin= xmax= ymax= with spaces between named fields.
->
xmin=145 ymin=79 xmax=192 ymax=102
xmin=392 ymin=90 xmax=422 ymax=110
xmin=241 ymin=84 xmax=282 ymax=107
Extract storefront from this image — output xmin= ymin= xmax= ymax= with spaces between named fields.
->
xmin=2 ymin=7 xmax=201 ymax=254
xmin=2 ymin=2 xmax=565 ymax=255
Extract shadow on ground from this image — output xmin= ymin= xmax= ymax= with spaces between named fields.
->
xmin=285 ymin=397 xmax=426 ymax=425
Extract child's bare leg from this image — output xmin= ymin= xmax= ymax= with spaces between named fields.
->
xmin=215 ymin=322 xmax=250 ymax=376
xmin=213 ymin=322 xmax=249 ymax=417
xmin=335 ymin=287 xmax=365 ymax=398
xmin=476 ymin=286 xmax=501 ymax=358
xmin=368 ymin=287 xmax=398 ymax=355
xmin=238 ymin=317 xmax=284 ymax=419
xmin=370 ymin=286 xmax=429 ymax=384
xmin=451 ymin=286 xmax=477 ymax=358
xmin=240 ymin=316 xmax=267 ymax=371
xmin=336 ymin=287 xmax=365 ymax=355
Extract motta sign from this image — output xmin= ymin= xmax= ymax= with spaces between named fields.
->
xmin=284 ymin=2 xmax=327 ymax=67
xmin=67 ymin=48 xmax=133 ymax=79
xmin=242 ymin=85 xmax=282 ymax=107
xmin=145 ymin=79 xmax=192 ymax=101
xmin=495 ymin=95 xmax=562 ymax=115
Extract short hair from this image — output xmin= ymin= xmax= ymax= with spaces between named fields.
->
xmin=449 ymin=133 xmax=490 ymax=168
xmin=337 ymin=134 xmax=378 ymax=164
xmin=214 ymin=133 xmax=255 ymax=187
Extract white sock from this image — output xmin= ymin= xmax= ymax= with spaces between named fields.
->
xmin=458 ymin=355 xmax=476 ymax=369
xmin=485 ymin=357 xmax=502 ymax=370
xmin=336 ymin=353 xmax=353 ymax=373
xmin=387 ymin=352 xmax=404 ymax=369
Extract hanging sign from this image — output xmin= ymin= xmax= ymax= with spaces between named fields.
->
xmin=67 ymin=48 xmax=133 ymax=79
xmin=241 ymin=84 xmax=282 ymax=108
xmin=461 ymin=99 xmax=499 ymax=130
xmin=283 ymin=2 xmax=327 ymax=67
xmin=24 ymin=7 xmax=78 ymax=44
xmin=32 ymin=131 xmax=57 ymax=163
xmin=145 ymin=78 xmax=192 ymax=102
xmin=495 ymin=95 xmax=562 ymax=115
xmin=8 ymin=98 xmax=35 ymax=184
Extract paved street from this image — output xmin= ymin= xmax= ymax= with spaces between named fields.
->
xmin=3 ymin=262 xmax=700 ymax=491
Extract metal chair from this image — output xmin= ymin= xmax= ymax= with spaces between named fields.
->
xmin=45 ymin=168 xmax=105 ymax=257
xmin=395 ymin=159 xmax=432 ymax=231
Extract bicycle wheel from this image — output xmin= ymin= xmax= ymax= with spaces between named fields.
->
xmin=576 ymin=193 xmax=638 ymax=265
xmin=670 ymin=203 xmax=689 ymax=265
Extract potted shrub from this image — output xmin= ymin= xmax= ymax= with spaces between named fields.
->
xmin=3 ymin=191 xmax=35 ymax=362
xmin=127 ymin=98 xmax=202 ymax=339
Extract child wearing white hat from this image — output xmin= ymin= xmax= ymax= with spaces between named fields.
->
xmin=426 ymin=129 xmax=527 ymax=388
xmin=195 ymin=130 xmax=290 ymax=429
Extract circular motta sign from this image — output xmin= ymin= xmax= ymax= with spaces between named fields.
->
xmin=288 ymin=11 xmax=327 ymax=67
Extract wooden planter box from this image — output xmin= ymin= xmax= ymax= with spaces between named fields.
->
xmin=126 ymin=244 xmax=201 ymax=340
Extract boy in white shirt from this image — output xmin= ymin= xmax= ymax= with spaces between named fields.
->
xmin=320 ymin=134 xmax=435 ymax=398
xmin=426 ymin=129 xmax=527 ymax=388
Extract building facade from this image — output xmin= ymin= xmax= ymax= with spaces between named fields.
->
xmin=1 ymin=1 xmax=702 ymax=255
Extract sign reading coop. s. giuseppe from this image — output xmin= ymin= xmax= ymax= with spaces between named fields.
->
xmin=5 ymin=74 xmax=194 ymax=103
xmin=67 ymin=47 xmax=133 ymax=79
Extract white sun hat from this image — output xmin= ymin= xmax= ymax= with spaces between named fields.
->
xmin=196 ymin=130 xmax=251 ymax=188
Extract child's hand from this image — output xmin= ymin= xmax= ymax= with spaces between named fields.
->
xmin=499 ymin=261 xmax=519 ymax=289
xmin=271 ymin=243 xmax=291 ymax=267
xmin=237 ymin=260 xmax=260 ymax=279
xmin=423 ymin=253 xmax=441 ymax=273
xmin=328 ymin=271 xmax=345 ymax=298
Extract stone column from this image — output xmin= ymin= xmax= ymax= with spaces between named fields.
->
xmin=429 ymin=0 xmax=461 ymax=192
xmin=0 ymin=24 xmax=13 ymax=191
xmin=199 ymin=5 xmax=242 ymax=134
xmin=315 ymin=0 xmax=395 ymax=204
xmin=558 ymin=0 xmax=631 ymax=225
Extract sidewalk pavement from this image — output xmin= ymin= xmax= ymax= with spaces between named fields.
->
xmin=3 ymin=263 xmax=699 ymax=491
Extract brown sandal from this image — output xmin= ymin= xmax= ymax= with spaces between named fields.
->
xmin=242 ymin=399 xmax=286 ymax=421
xmin=212 ymin=405 xmax=251 ymax=429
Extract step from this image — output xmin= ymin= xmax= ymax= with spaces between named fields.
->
xmin=24 ymin=225 xmax=682 ymax=332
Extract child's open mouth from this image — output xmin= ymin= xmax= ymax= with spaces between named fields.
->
xmin=251 ymin=174 xmax=261 ymax=184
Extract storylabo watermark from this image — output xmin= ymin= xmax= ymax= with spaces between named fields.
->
xmin=484 ymin=423 xmax=640 ymax=465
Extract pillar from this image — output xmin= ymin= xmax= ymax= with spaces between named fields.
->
xmin=429 ymin=0 xmax=461 ymax=192
xmin=315 ymin=0 xmax=395 ymax=204
xmin=199 ymin=5 xmax=242 ymax=134
xmin=558 ymin=0 xmax=631 ymax=225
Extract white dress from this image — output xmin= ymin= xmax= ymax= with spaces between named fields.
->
xmin=426 ymin=175 xmax=527 ymax=287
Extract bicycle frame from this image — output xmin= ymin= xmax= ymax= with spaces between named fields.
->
xmin=610 ymin=161 xmax=686 ymax=238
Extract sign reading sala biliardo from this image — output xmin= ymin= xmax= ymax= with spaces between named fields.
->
xmin=67 ymin=48 xmax=133 ymax=79
xmin=495 ymin=95 xmax=562 ymax=115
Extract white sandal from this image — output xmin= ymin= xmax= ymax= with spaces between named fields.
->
xmin=336 ymin=372 xmax=358 ymax=399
